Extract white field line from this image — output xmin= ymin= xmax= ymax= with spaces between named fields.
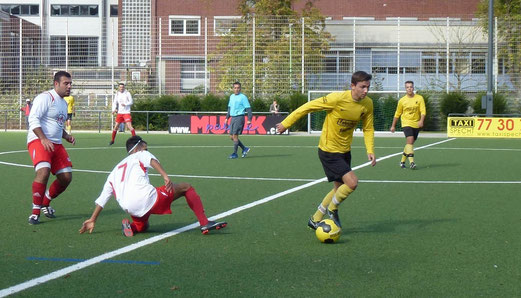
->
xmin=0 ymin=137 xmax=465 ymax=297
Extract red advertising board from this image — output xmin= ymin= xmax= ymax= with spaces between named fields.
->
xmin=168 ymin=114 xmax=289 ymax=135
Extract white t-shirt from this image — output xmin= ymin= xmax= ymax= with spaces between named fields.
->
xmin=95 ymin=150 xmax=159 ymax=217
xmin=27 ymin=89 xmax=67 ymax=144
xmin=112 ymin=90 xmax=133 ymax=114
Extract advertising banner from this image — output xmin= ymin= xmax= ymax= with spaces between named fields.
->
xmin=447 ymin=116 xmax=521 ymax=138
xmin=168 ymin=114 xmax=289 ymax=135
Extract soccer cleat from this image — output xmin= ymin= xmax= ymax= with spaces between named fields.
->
xmin=326 ymin=208 xmax=342 ymax=228
xmin=400 ymin=162 xmax=406 ymax=169
xmin=228 ymin=153 xmax=238 ymax=159
xmin=241 ymin=147 xmax=250 ymax=158
xmin=109 ymin=141 xmax=114 ymax=146
xmin=200 ymin=220 xmax=227 ymax=234
xmin=410 ymin=162 xmax=416 ymax=170
xmin=28 ymin=214 xmax=40 ymax=225
xmin=308 ymin=217 xmax=319 ymax=230
xmin=41 ymin=206 xmax=56 ymax=218
xmin=121 ymin=219 xmax=134 ymax=237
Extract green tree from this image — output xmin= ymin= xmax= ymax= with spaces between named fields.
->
xmin=212 ymin=0 xmax=332 ymax=98
xmin=478 ymin=0 xmax=521 ymax=96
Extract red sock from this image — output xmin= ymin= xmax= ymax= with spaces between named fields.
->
xmin=130 ymin=129 xmax=136 ymax=136
xmin=185 ymin=187 xmax=208 ymax=226
xmin=111 ymin=130 xmax=117 ymax=142
xmin=32 ymin=181 xmax=46 ymax=215
xmin=42 ymin=179 xmax=68 ymax=206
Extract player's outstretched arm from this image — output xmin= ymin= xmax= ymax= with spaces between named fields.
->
xmin=79 ymin=204 xmax=103 ymax=234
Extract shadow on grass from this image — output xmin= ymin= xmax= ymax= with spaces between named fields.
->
xmin=344 ymin=218 xmax=458 ymax=234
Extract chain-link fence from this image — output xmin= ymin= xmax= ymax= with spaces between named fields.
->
xmin=1 ymin=14 xmax=520 ymax=131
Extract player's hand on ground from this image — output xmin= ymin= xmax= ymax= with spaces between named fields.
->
xmin=368 ymin=153 xmax=376 ymax=167
xmin=79 ymin=219 xmax=96 ymax=234
xmin=41 ymin=138 xmax=54 ymax=152
xmin=276 ymin=123 xmax=286 ymax=134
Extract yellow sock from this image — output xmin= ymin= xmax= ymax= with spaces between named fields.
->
xmin=312 ymin=189 xmax=335 ymax=222
xmin=327 ymin=184 xmax=354 ymax=211
xmin=400 ymin=152 xmax=407 ymax=163
xmin=405 ymin=144 xmax=414 ymax=163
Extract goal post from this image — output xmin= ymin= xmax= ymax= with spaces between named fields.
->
xmin=307 ymin=90 xmax=405 ymax=134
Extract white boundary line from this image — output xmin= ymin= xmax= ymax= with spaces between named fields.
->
xmin=0 ymin=138 xmax=455 ymax=297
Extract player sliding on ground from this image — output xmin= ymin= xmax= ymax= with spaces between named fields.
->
xmin=276 ymin=71 xmax=377 ymax=231
xmin=79 ymin=135 xmax=227 ymax=236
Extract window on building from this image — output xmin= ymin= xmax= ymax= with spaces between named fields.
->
xmin=50 ymin=36 xmax=99 ymax=67
xmin=1 ymin=4 xmax=39 ymax=16
xmin=180 ymin=60 xmax=206 ymax=93
xmin=169 ymin=16 xmax=201 ymax=36
xmin=110 ymin=5 xmax=118 ymax=17
xmin=50 ymin=5 xmax=99 ymax=16
xmin=214 ymin=16 xmax=241 ymax=36
xmin=323 ymin=50 xmax=353 ymax=73
xmin=471 ymin=52 xmax=486 ymax=74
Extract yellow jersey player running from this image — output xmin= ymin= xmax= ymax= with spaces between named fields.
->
xmin=390 ymin=80 xmax=426 ymax=169
xmin=63 ymin=95 xmax=75 ymax=134
xmin=276 ymin=71 xmax=376 ymax=230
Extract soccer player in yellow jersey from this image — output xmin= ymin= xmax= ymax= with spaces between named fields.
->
xmin=390 ymin=81 xmax=426 ymax=169
xmin=276 ymin=71 xmax=376 ymax=229
xmin=64 ymin=95 xmax=75 ymax=134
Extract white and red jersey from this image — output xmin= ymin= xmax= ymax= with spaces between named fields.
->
xmin=27 ymin=89 xmax=67 ymax=144
xmin=112 ymin=90 xmax=133 ymax=114
xmin=95 ymin=150 xmax=159 ymax=217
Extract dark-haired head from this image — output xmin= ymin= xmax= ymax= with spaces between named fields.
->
xmin=126 ymin=135 xmax=147 ymax=154
xmin=351 ymin=71 xmax=372 ymax=86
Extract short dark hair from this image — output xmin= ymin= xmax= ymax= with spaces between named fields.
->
xmin=53 ymin=71 xmax=71 ymax=83
xmin=126 ymin=135 xmax=147 ymax=153
xmin=405 ymin=80 xmax=414 ymax=85
xmin=233 ymin=81 xmax=241 ymax=87
xmin=351 ymin=71 xmax=372 ymax=85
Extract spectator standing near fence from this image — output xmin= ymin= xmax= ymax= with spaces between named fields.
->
xmin=224 ymin=82 xmax=252 ymax=159
xmin=20 ymin=98 xmax=32 ymax=129
xmin=269 ymin=100 xmax=279 ymax=114
xmin=109 ymin=82 xmax=135 ymax=145
xmin=64 ymin=95 xmax=75 ymax=134
xmin=276 ymin=71 xmax=376 ymax=230
xmin=390 ymin=80 xmax=426 ymax=170
xmin=27 ymin=71 xmax=76 ymax=225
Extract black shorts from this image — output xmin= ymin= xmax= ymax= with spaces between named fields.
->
xmin=402 ymin=126 xmax=420 ymax=141
xmin=318 ymin=148 xmax=352 ymax=183
xmin=229 ymin=115 xmax=245 ymax=135
xmin=67 ymin=113 xmax=73 ymax=120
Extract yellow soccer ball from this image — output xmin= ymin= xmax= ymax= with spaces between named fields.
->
xmin=315 ymin=219 xmax=341 ymax=243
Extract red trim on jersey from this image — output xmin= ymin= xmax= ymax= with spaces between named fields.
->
xmin=46 ymin=92 xmax=55 ymax=103
xmin=109 ymin=181 xmax=117 ymax=199
xmin=139 ymin=161 xmax=147 ymax=174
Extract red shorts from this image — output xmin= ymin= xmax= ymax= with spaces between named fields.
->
xmin=116 ymin=113 xmax=132 ymax=123
xmin=27 ymin=139 xmax=72 ymax=175
xmin=131 ymin=185 xmax=175 ymax=232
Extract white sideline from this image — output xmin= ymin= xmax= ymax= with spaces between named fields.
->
xmin=0 ymin=138 xmax=455 ymax=297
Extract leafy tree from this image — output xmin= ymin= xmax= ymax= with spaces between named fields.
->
xmin=478 ymin=0 xmax=521 ymax=97
xmin=212 ymin=0 xmax=332 ymax=99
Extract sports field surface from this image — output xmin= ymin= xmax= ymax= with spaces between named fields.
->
xmin=0 ymin=131 xmax=520 ymax=297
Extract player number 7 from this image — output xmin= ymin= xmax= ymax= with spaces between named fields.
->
xmin=117 ymin=163 xmax=128 ymax=182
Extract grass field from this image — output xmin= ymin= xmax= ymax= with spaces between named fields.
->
xmin=0 ymin=131 xmax=520 ymax=297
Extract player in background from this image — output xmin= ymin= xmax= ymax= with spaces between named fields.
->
xmin=276 ymin=71 xmax=377 ymax=230
xmin=79 ymin=136 xmax=227 ymax=236
xmin=109 ymin=82 xmax=135 ymax=145
xmin=224 ymin=82 xmax=251 ymax=159
xmin=63 ymin=94 xmax=75 ymax=134
xmin=27 ymin=71 xmax=76 ymax=225
xmin=390 ymin=80 xmax=426 ymax=169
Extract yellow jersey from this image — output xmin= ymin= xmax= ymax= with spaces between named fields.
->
xmin=281 ymin=91 xmax=375 ymax=154
xmin=64 ymin=96 xmax=75 ymax=114
xmin=394 ymin=94 xmax=426 ymax=128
